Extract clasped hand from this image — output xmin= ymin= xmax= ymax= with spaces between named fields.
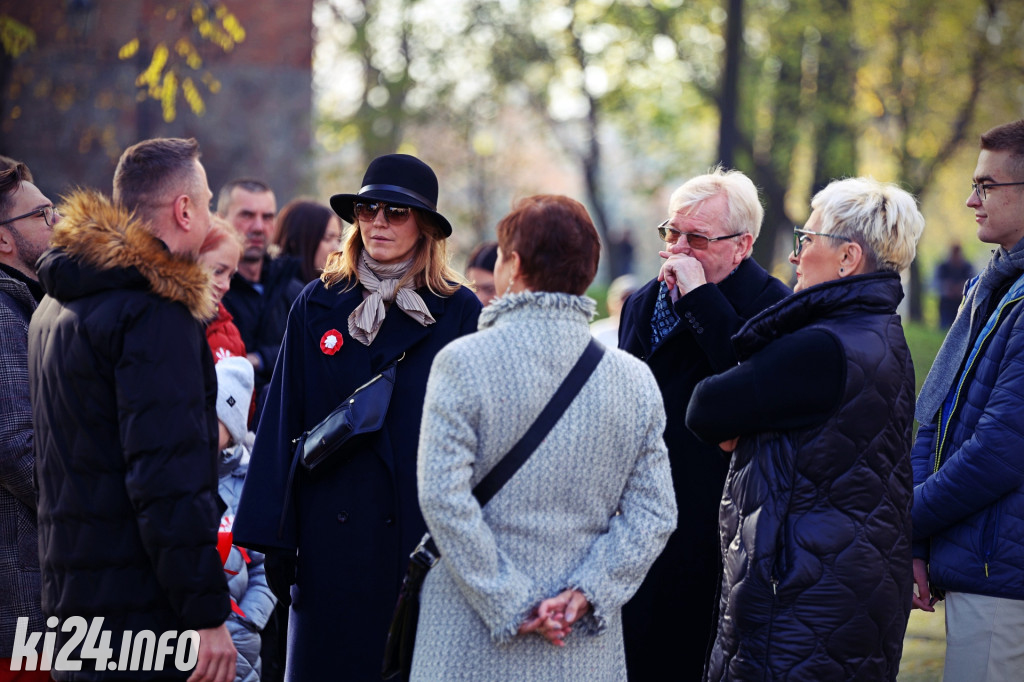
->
xmin=658 ymin=242 xmax=707 ymax=302
xmin=517 ymin=588 xmax=590 ymax=647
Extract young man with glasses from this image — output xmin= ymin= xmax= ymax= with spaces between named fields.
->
xmin=0 ymin=158 xmax=56 ymax=681
xmin=912 ymin=118 xmax=1024 ymax=681
xmin=618 ymin=166 xmax=790 ymax=681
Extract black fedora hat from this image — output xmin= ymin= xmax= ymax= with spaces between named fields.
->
xmin=329 ymin=154 xmax=453 ymax=237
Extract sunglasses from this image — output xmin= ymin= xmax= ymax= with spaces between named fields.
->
xmin=0 ymin=205 xmax=59 ymax=228
xmin=353 ymin=202 xmax=413 ymax=225
xmin=657 ymin=219 xmax=743 ymax=249
xmin=792 ymin=227 xmax=852 ymax=258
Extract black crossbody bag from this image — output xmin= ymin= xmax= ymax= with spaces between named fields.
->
xmin=380 ymin=339 xmax=604 ymax=681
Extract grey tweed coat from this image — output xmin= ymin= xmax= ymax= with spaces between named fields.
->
xmin=413 ymin=291 xmax=677 ymax=680
xmin=0 ymin=269 xmax=44 ymax=658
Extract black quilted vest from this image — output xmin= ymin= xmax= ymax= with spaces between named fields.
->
xmin=708 ymin=273 xmax=916 ymax=682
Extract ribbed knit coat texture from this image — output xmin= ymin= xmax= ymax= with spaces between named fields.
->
xmin=412 ymin=291 xmax=678 ymax=681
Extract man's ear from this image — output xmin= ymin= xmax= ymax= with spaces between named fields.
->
xmin=0 ymin=226 xmax=17 ymax=256
xmin=172 ymin=193 xmax=192 ymax=233
xmin=734 ymin=232 xmax=754 ymax=263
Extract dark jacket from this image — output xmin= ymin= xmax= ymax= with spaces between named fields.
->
xmin=232 ymin=277 xmax=480 ymax=681
xmin=28 ymin=190 xmax=230 ymax=680
xmin=690 ymin=273 xmax=915 ymax=681
xmin=0 ymin=267 xmax=44 ymax=658
xmin=222 ymin=255 xmax=304 ymax=391
xmin=912 ymin=270 xmax=1024 ymax=599
xmin=618 ymin=257 xmax=789 ymax=680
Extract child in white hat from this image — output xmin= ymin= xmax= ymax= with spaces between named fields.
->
xmin=215 ymin=356 xmax=276 ymax=682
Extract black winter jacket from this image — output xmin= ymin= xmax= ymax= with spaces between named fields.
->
xmin=28 ymin=190 xmax=230 ymax=680
xmin=688 ymin=273 xmax=916 ymax=681
xmin=222 ymin=255 xmax=304 ymax=393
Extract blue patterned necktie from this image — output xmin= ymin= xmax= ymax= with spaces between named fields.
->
xmin=650 ymin=282 xmax=678 ymax=348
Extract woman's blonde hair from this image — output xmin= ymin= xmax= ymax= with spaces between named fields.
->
xmin=811 ymin=177 xmax=924 ymax=273
xmin=320 ymin=209 xmax=466 ymax=295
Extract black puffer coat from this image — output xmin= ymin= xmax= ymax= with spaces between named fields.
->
xmin=691 ymin=273 xmax=915 ymax=681
xmin=28 ymin=190 xmax=230 ymax=680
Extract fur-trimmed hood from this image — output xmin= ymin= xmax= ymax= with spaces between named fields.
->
xmin=40 ymin=189 xmax=215 ymax=320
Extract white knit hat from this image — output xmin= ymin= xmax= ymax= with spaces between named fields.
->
xmin=215 ymin=356 xmax=254 ymax=447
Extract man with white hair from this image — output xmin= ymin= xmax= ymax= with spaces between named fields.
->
xmin=619 ymin=166 xmax=790 ymax=680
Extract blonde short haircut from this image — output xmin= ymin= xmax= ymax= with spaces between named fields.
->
xmin=811 ymin=177 xmax=924 ymax=273
xmin=668 ymin=165 xmax=764 ymax=248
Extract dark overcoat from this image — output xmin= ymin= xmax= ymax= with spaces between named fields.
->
xmin=618 ymin=257 xmax=790 ymax=681
xmin=232 ymin=277 xmax=480 ymax=681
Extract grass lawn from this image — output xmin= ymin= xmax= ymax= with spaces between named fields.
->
xmin=900 ymin=320 xmax=948 ymax=680
xmin=900 ymin=604 xmax=946 ymax=680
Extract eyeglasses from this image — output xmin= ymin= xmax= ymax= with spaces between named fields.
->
xmin=353 ymin=202 xmax=413 ymax=225
xmin=0 ymin=205 xmax=59 ymax=228
xmin=657 ymin=220 xmax=744 ymax=249
xmin=792 ymin=227 xmax=853 ymax=258
xmin=971 ymin=181 xmax=1024 ymax=202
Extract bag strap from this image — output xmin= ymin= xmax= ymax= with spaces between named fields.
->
xmin=471 ymin=338 xmax=604 ymax=508
xmin=278 ymin=353 xmax=405 ymax=540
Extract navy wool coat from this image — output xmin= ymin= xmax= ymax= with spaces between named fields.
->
xmin=233 ymin=278 xmax=480 ymax=681
xmin=618 ymin=258 xmax=790 ymax=681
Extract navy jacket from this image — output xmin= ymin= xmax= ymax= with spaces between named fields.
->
xmin=691 ymin=273 xmax=916 ymax=681
xmin=233 ymin=278 xmax=480 ymax=681
xmin=618 ymin=257 xmax=790 ymax=681
xmin=912 ymin=270 xmax=1024 ymax=599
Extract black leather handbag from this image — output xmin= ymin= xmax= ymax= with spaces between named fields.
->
xmin=295 ymin=355 xmax=401 ymax=471
xmin=380 ymin=340 xmax=604 ymax=681
xmin=278 ymin=354 xmax=404 ymax=540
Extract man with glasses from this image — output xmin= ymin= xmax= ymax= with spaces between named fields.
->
xmin=0 ymin=157 xmax=56 ymax=681
xmin=619 ymin=166 xmax=789 ymax=681
xmin=912 ymin=118 xmax=1024 ymax=680
xmin=218 ymin=178 xmax=303 ymax=403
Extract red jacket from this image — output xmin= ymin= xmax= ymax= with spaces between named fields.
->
xmin=207 ymin=301 xmax=247 ymax=362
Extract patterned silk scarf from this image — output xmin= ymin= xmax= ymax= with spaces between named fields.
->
xmin=348 ymin=252 xmax=435 ymax=346
xmin=650 ymin=282 xmax=679 ymax=348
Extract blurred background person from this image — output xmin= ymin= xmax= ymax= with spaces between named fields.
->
xmin=219 ymin=178 xmax=303 ymax=401
xmin=465 ymin=240 xmax=498 ymax=305
xmin=589 ymin=273 xmax=638 ymax=348
xmin=934 ymin=241 xmax=974 ymax=329
xmin=275 ymin=198 xmax=343 ymax=284
xmin=232 ymin=154 xmax=481 ymax=680
xmin=686 ymin=177 xmax=924 ymax=681
xmin=413 ymin=195 xmax=676 ymax=680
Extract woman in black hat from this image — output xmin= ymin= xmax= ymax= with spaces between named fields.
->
xmin=233 ymin=154 xmax=481 ymax=681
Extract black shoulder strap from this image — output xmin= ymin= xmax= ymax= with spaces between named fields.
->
xmin=471 ymin=339 xmax=605 ymax=508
